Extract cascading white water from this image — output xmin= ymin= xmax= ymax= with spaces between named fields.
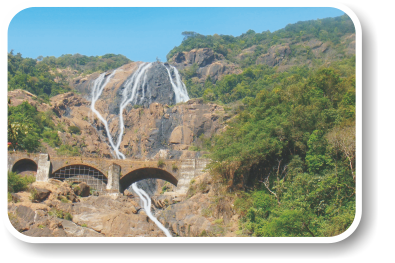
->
xmin=131 ymin=183 xmax=172 ymax=237
xmin=164 ymin=65 xmax=190 ymax=103
xmin=90 ymin=70 xmax=119 ymax=155
xmin=171 ymin=65 xmax=190 ymax=102
xmin=90 ymin=61 xmax=190 ymax=237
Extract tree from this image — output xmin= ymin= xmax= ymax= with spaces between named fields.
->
xmin=326 ymin=125 xmax=356 ymax=181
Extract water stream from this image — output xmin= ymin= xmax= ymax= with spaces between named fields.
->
xmin=90 ymin=62 xmax=189 ymax=237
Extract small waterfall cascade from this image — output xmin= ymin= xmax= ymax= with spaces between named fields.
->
xmin=90 ymin=61 xmax=190 ymax=237
xmin=164 ymin=65 xmax=189 ymax=102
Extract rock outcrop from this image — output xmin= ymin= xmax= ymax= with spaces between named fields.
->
xmin=8 ymin=89 xmax=51 ymax=112
xmin=256 ymin=43 xmax=292 ymax=67
xmin=169 ymin=48 xmax=242 ymax=83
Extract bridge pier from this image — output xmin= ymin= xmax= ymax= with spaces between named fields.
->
xmin=106 ymin=163 xmax=121 ymax=193
xmin=36 ymin=154 xmax=50 ymax=182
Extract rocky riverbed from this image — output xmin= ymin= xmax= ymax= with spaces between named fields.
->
xmin=8 ymin=172 xmax=240 ymax=237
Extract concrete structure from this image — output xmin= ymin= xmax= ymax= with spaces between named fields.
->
xmin=8 ymin=151 xmax=210 ymax=195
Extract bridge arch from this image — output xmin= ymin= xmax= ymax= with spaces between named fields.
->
xmin=51 ymin=164 xmax=107 ymax=193
xmin=12 ymin=158 xmax=38 ymax=176
xmin=120 ymin=167 xmax=178 ymax=192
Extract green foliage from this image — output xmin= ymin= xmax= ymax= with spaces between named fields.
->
xmin=29 ymin=187 xmax=39 ymax=202
xmin=167 ymin=15 xmax=354 ymax=62
xmin=161 ymin=182 xmax=171 ymax=194
xmin=208 ymin=66 xmax=356 ymax=237
xmin=8 ymin=51 xmax=71 ymax=99
xmin=56 ymin=144 xmax=81 ymax=156
xmin=40 ymin=53 xmax=131 ymax=74
xmin=48 ymin=208 xmax=73 ymax=221
xmin=8 ymin=101 xmax=61 ymax=152
xmin=157 ymin=159 xmax=165 ymax=168
xmin=89 ymin=188 xmax=96 ymax=195
xmin=81 ymin=223 xmax=87 ymax=227
xmin=201 ymin=207 xmax=213 ymax=217
xmin=172 ymin=163 xmax=178 ymax=171
xmin=8 ymin=52 xmax=131 ymax=100
xmin=68 ymin=125 xmax=81 ymax=135
xmin=8 ymin=171 xmax=36 ymax=193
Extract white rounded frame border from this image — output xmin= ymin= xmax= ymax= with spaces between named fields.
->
xmin=3 ymin=1 xmax=362 ymax=244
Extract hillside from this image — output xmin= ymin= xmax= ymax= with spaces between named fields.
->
xmin=168 ymin=14 xmax=355 ymax=99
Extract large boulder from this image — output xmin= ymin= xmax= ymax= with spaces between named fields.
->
xmin=169 ymin=48 xmax=241 ymax=83
xmin=73 ymin=182 xmax=90 ymax=197
xmin=31 ymin=187 xmax=51 ymax=202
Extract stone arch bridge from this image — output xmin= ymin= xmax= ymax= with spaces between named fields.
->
xmin=8 ymin=152 xmax=209 ymax=195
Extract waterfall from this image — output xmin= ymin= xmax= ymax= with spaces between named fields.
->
xmin=132 ymin=183 xmax=172 ymax=237
xmin=90 ymin=61 xmax=190 ymax=237
xmin=115 ymin=62 xmax=153 ymax=159
xmin=163 ymin=64 xmax=190 ymax=103
xmin=90 ymin=70 xmax=119 ymax=157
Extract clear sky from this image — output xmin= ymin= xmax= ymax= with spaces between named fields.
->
xmin=8 ymin=7 xmax=344 ymax=62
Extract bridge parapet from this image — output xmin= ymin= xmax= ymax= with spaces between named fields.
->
xmin=8 ymin=152 xmax=210 ymax=196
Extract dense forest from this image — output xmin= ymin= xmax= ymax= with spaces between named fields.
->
xmin=208 ymin=64 xmax=355 ymax=236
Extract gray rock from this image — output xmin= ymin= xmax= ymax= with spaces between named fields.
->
xmin=73 ymin=182 xmax=90 ymax=197
xmin=33 ymin=187 xmax=51 ymax=202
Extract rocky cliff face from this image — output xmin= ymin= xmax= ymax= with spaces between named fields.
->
xmin=169 ymin=48 xmax=242 ymax=83
xmin=8 ymin=60 xmax=228 ymax=160
xmin=44 ymin=95 xmax=226 ymax=159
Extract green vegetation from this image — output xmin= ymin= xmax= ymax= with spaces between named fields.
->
xmin=48 ymin=208 xmax=73 ymax=221
xmin=7 ymin=171 xmax=36 ymax=194
xmin=168 ymin=15 xmax=354 ymax=62
xmin=8 ymin=51 xmax=71 ymax=100
xmin=161 ymin=182 xmax=171 ymax=194
xmin=185 ymin=55 xmax=354 ymax=103
xmin=208 ymin=65 xmax=355 ymax=237
xmin=8 ymin=101 xmax=61 ymax=152
xmin=157 ymin=159 xmax=165 ymax=168
xmin=29 ymin=187 xmax=39 ymax=202
xmin=56 ymin=144 xmax=81 ymax=156
xmin=60 ymin=197 xmax=70 ymax=203
xmin=68 ymin=125 xmax=81 ymax=135
xmin=8 ymin=52 xmax=131 ymax=101
xmin=40 ymin=53 xmax=131 ymax=74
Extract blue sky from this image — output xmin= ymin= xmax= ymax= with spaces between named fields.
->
xmin=8 ymin=7 xmax=345 ymax=62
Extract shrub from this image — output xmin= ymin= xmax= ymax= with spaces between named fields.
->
xmin=56 ymin=144 xmax=80 ymax=156
xmin=48 ymin=208 xmax=73 ymax=221
xmin=64 ymin=212 xmax=73 ymax=221
xmin=68 ymin=125 xmax=81 ymax=135
xmin=157 ymin=159 xmax=165 ymax=168
xmin=29 ymin=187 xmax=39 ymax=202
xmin=172 ymin=163 xmax=178 ymax=171
xmin=188 ymin=145 xmax=200 ymax=151
xmin=81 ymin=223 xmax=87 ymax=227
xmin=214 ymin=218 xmax=224 ymax=225
xmin=201 ymin=207 xmax=212 ymax=217
xmin=89 ymin=188 xmax=96 ymax=195
xmin=161 ymin=182 xmax=170 ymax=194
xmin=8 ymin=171 xmax=36 ymax=193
